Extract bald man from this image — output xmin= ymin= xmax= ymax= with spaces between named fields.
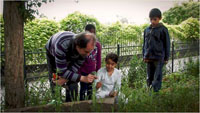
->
xmin=45 ymin=31 xmax=97 ymax=102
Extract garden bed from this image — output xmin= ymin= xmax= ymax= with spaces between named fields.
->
xmin=6 ymin=98 xmax=118 ymax=112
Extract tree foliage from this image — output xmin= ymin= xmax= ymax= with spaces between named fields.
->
xmin=166 ymin=18 xmax=199 ymax=41
xmin=60 ymin=11 xmax=101 ymax=33
xmin=98 ymin=22 xmax=145 ymax=46
xmin=18 ymin=0 xmax=54 ymax=22
xmin=1 ymin=9 xmax=199 ymax=53
xmin=162 ymin=1 xmax=200 ymax=25
xmin=24 ymin=18 xmax=59 ymax=50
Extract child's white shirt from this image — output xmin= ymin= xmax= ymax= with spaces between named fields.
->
xmin=94 ymin=67 xmax=122 ymax=98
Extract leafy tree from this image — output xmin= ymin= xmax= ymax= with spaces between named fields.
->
xmin=162 ymin=1 xmax=200 ymax=25
xmin=60 ymin=11 xmax=101 ymax=33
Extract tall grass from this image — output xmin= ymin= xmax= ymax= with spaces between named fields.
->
xmin=117 ymin=57 xmax=199 ymax=112
xmin=1 ymin=57 xmax=198 ymax=112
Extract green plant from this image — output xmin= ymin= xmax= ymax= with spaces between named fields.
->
xmin=183 ymin=57 xmax=199 ymax=77
xmin=25 ymin=78 xmax=52 ymax=107
xmin=127 ymin=55 xmax=146 ymax=88
xmin=163 ymin=1 xmax=199 ymax=25
xmin=24 ymin=18 xmax=59 ymax=51
xmin=52 ymin=84 xmax=63 ymax=112
xmin=60 ymin=11 xmax=101 ymax=34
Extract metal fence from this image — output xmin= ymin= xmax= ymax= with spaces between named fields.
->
xmin=0 ymin=40 xmax=199 ymax=107
xmin=1 ymin=40 xmax=199 ymax=83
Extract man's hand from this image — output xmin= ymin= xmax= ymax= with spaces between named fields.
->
xmin=164 ymin=60 xmax=168 ymax=64
xmin=80 ymin=74 xmax=98 ymax=83
xmin=52 ymin=76 xmax=67 ymax=86
xmin=96 ymin=82 xmax=102 ymax=89
xmin=143 ymin=59 xmax=149 ymax=63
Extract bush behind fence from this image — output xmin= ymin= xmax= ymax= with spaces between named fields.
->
xmin=0 ymin=41 xmax=199 ymax=82
xmin=0 ymin=41 xmax=199 ymax=109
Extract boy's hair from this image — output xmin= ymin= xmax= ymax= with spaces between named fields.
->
xmin=85 ymin=24 xmax=96 ymax=32
xmin=149 ymin=8 xmax=162 ymax=19
xmin=105 ymin=53 xmax=118 ymax=63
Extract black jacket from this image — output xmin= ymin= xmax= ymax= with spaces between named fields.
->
xmin=143 ymin=23 xmax=170 ymax=61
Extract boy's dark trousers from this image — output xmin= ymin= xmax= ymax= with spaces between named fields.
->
xmin=80 ymin=72 xmax=93 ymax=101
xmin=147 ymin=61 xmax=164 ymax=92
xmin=46 ymin=50 xmax=78 ymax=102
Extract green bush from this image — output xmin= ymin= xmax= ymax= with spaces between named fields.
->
xmin=183 ymin=58 xmax=199 ymax=77
xmin=60 ymin=11 xmax=101 ymax=34
xmin=99 ymin=22 xmax=145 ymax=46
xmin=163 ymin=1 xmax=199 ymax=25
xmin=24 ymin=18 xmax=59 ymax=51
xmin=180 ymin=18 xmax=199 ymax=40
xmin=119 ymin=59 xmax=199 ymax=112
xmin=166 ymin=18 xmax=199 ymax=41
xmin=127 ymin=55 xmax=146 ymax=88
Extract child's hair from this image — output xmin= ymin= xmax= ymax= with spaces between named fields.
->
xmin=105 ymin=53 xmax=118 ymax=63
xmin=149 ymin=8 xmax=162 ymax=19
xmin=85 ymin=24 xmax=96 ymax=32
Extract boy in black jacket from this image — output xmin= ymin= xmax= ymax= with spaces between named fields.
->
xmin=143 ymin=8 xmax=170 ymax=92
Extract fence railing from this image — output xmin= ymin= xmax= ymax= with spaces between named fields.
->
xmin=0 ymin=40 xmax=199 ymax=107
xmin=1 ymin=40 xmax=199 ymax=84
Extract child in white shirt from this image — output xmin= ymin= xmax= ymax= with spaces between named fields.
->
xmin=95 ymin=53 xmax=122 ymax=99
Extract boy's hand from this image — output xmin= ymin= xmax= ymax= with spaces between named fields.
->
xmin=109 ymin=91 xmax=117 ymax=97
xmin=96 ymin=82 xmax=102 ymax=89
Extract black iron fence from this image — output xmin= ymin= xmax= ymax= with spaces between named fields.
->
xmin=0 ymin=40 xmax=199 ymax=84
xmin=0 ymin=40 xmax=199 ymax=107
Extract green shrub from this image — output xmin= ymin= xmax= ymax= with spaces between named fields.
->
xmin=166 ymin=17 xmax=199 ymax=41
xmin=183 ymin=58 xmax=199 ymax=77
xmin=24 ymin=18 xmax=59 ymax=51
xmin=163 ymin=1 xmax=199 ymax=25
xmin=180 ymin=18 xmax=199 ymax=40
xmin=60 ymin=11 xmax=101 ymax=34
xmin=127 ymin=55 xmax=146 ymax=88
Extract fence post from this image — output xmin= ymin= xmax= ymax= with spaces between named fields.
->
xmin=23 ymin=50 xmax=28 ymax=106
xmin=171 ymin=40 xmax=174 ymax=73
xmin=24 ymin=50 xmax=27 ymax=87
xmin=117 ymin=44 xmax=120 ymax=69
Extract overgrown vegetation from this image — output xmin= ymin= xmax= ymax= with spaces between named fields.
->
xmin=0 ymin=1 xmax=199 ymax=112
xmin=2 ymin=55 xmax=198 ymax=112
xmin=166 ymin=17 xmax=199 ymax=41
xmin=162 ymin=1 xmax=199 ymax=25
xmin=24 ymin=19 xmax=59 ymax=51
xmin=117 ymin=56 xmax=199 ymax=112
xmin=1 ymin=1 xmax=199 ymax=52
